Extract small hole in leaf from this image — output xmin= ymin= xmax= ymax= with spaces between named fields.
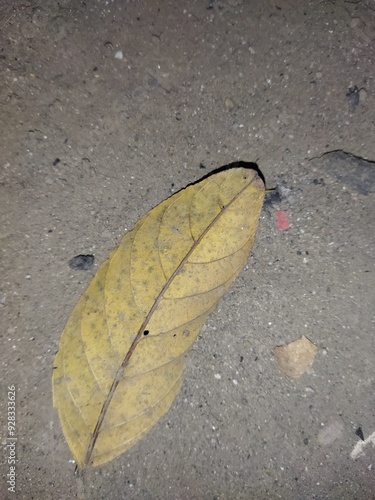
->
xmin=173 ymin=334 xmax=176 ymax=337
xmin=143 ymin=330 xmax=149 ymax=336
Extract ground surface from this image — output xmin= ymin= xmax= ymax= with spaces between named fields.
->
xmin=0 ymin=1 xmax=374 ymax=499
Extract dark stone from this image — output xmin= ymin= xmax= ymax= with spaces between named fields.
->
xmin=310 ymin=150 xmax=375 ymax=195
xmin=68 ymin=254 xmax=95 ymax=270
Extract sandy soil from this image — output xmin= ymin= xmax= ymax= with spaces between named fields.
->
xmin=1 ymin=0 xmax=374 ymax=498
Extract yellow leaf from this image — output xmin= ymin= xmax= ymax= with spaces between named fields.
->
xmin=52 ymin=166 xmax=265 ymax=468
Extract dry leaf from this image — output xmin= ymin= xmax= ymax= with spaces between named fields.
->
xmin=52 ymin=167 xmax=265 ymax=468
xmin=274 ymin=335 xmax=318 ymax=379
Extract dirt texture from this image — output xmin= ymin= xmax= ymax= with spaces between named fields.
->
xmin=1 ymin=0 xmax=374 ymax=499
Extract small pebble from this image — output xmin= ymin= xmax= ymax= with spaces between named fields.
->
xmin=225 ymin=98 xmax=235 ymax=111
xmin=359 ymin=88 xmax=367 ymax=104
xmin=346 ymin=86 xmax=360 ymax=112
xmin=69 ymin=254 xmax=95 ymax=270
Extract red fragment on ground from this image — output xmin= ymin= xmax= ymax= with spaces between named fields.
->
xmin=276 ymin=210 xmax=290 ymax=230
